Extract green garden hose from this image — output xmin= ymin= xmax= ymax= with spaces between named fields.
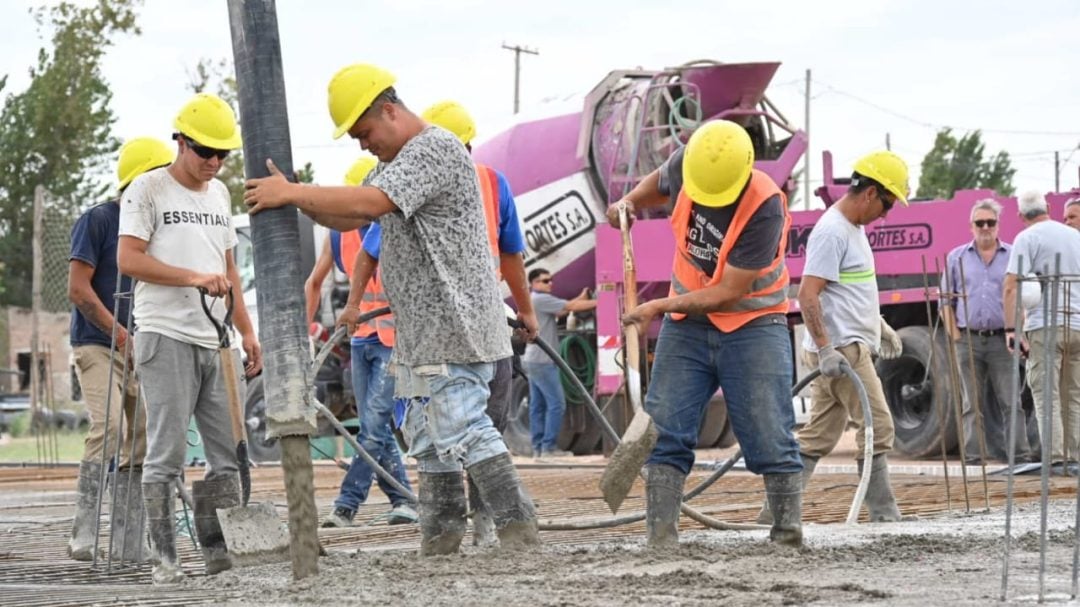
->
xmin=559 ymin=333 xmax=596 ymax=404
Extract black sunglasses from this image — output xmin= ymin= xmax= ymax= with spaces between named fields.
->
xmin=876 ymin=187 xmax=895 ymax=212
xmin=180 ymin=135 xmax=229 ymax=161
xmin=973 ymin=219 xmax=998 ymax=228
xmin=536 ymin=278 xmax=552 ymax=284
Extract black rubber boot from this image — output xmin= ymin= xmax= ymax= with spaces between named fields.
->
xmin=143 ymin=482 xmax=184 ymax=584
xmin=467 ymin=453 xmax=540 ymax=551
xmin=859 ymin=454 xmax=902 ymax=522
xmin=466 ymin=472 xmax=496 ymax=547
xmin=110 ymin=467 xmax=149 ymax=563
xmin=68 ymin=460 xmax=102 ymax=561
xmin=764 ymin=472 xmax=803 ymax=547
xmin=756 ymin=455 xmax=818 ymax=525
xmin=417 ymin=471 xmax=467 ymax=556
xmin=192 ymin=476 xmax=240 ymax=575
xmin=644 ymin=464 xmax=685 ymax=549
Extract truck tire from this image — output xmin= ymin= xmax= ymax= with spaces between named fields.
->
xmin=243 ymin=375 xmax=281 ymax=463
xmin=502 ymin=374 xmax=534 ymax=456
xmin=696 ymin=395 xmax=728 ymax=448
xmin=877 ymin=325 xmax=959 ymax=458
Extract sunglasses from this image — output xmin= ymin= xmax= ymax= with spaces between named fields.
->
xmin=536 ymin=278 xmax=552 ymax=284
xmin=876 ymin=187 xmax=896 ymax=212
xmin=182 ymin=136 xmax=230 ymax=161
xmin=973 ymin=219 xmax=998 ymax=228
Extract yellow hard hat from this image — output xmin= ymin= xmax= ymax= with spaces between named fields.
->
xmin=343 ymin=155 xmax=378 ymax=186
xmin=422 ymin=100 xmax=476 ymax=145
xmin=682 ymin=120 xmax=755 ymax=208
xmin=327 ymin=63 xmax=397 ymax=140
xmin=853 ymin=151 xmax=909 ymax=206
xmin=117 ymin=137 xmax=175 ymax=189
xmin=173 ymin=93 xmax=242 ymax=150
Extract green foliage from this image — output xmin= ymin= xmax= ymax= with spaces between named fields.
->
xmin=916 ymin=128 xmax=1016 ymax=199
xmin=0 ymin=0 xmax=142 ymax=307
xmin=7 ymin=410 xmax=30 ymax=438
xmin=296 ymin=161 xmax=316 ymax=184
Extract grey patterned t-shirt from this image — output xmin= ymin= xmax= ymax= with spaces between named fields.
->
xmin=368 ymin=126 xmax=512 ymax=366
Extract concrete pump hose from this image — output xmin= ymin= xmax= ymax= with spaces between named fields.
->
xmin=841 ymin=361 xmax=874 ymax=525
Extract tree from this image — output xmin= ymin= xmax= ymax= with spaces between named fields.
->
xmin=187 ymin=58 xmax=317 ymax=211
xmin=916 ymin=128 xmax=1016 ymax=199
xmin=0 ymin=0 xmax=142 ymax=307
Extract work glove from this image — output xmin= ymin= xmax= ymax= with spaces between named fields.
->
xmin=817 ymin=345 xmax=846 ymax=378
xmin=879 ymin=317 xmax=903 ymax=360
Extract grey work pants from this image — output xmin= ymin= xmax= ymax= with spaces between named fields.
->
xmin=956 ymin=332 xmax=1032 ymax=461
xmin=135 ymin=332 xmax=241 ymax=484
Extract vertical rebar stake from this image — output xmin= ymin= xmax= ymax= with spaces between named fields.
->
xmin=922 ymin=255 xmax=952 ymax=511
xmin=1001 ymin=255 xmax=1024 ymax=601
xmin=956 ymin=255 xmax=992 ymax=509
xmin=940 ymin=256 xmax=971 ymax=511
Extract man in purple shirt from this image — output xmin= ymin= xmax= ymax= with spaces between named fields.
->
xmin=941 ymin=199 xmax=1033 ymax=463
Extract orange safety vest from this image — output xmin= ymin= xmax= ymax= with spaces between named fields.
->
xmin=339 ymin=229 xmax=395 ymax=348
xmin=668 ymin=169 xmax=791 ymax=332
xmin=475 ymin=163 xmax=502 ymax=279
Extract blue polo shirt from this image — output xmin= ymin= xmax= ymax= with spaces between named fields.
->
xmin=69 ymin=200 xmax=133 ymax=348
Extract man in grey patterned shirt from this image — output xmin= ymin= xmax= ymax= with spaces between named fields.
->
xmin=245 ymin=63 xmax=540 ymax=553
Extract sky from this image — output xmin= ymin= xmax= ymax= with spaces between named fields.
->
xmin=1 ymin=0 xmax=1078 ymax=206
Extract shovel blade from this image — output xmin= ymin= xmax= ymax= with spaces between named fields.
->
xmin=218 ymin=501 xmax=291 ymax=567
xmin=599 ymin=411 xmax=659 ymax=514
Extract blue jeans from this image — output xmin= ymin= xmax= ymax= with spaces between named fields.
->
xmin=334 ymin=341 xmax=414 ymax=511
xmin=524 ymin=362 xmax=566 ymax=453
xmin=399 ymin=362 xmax=507 ymax=473
xmin=645 ymin=316 xmax=803 ymax=476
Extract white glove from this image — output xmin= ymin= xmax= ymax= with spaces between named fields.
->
xmin=879 ymin=317 xmax=903 ymax=360
xmin=817 ymin=345 xmax=846 ymax=378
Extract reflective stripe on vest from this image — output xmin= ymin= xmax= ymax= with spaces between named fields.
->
xmin=668 ymin=169 xmax=791 ymax=331
xmin=475 ymin=163 xmax=502 ymax=279
xmin=339 ymin=229 xmax=395 ymax=347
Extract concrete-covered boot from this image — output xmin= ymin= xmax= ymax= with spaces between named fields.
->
xmin=467 ymin=472 xmax=497 ymax=547
xmin=644 ymin=464 xmax=685 ymax=549
xmin=110 ymin=467 xmax=150 ymax=563
xmin=68 ymin=460 xmax=103 ymax=561
xmin=467 ymin=453 xmax=540 ymax=550
xmin=144 ymin=482 xmax=185 ymax=584
xmin=756 ymin=455 xmax=818 ymax=525
xmin=417 ymin=471 xmax=467 ymax=556
xmin=192 ymin=477 xmax=240 ymax=575
xmin=859 ymin=453 xmax=902 ymax=522
xmin=763 ymin=472 xmax=803 ymax=547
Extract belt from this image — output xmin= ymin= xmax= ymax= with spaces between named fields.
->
xmin=963 ymin=328 xmax=1005 ymax=337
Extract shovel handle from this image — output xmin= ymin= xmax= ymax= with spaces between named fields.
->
xmin=220 ymin=345 xmax=251 ymax=504
xmin=618 ymin=206 xmax=644 ymax=413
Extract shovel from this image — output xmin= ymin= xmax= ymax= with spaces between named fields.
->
xmin=599 ymin=205 xmax=659 ymax=514
xmin=199 ymin=288 xmax=290 ymax=566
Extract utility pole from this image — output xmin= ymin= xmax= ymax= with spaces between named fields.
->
xmin=886 ymin=133 xmax=891 ymax=151
xmin=502 ymin=42 xmax=538 ymax=114
xmin=804 ymin=68 xmax=811 ymax=210
xmin=1055 ymin=151 xmax=1061 ymax=192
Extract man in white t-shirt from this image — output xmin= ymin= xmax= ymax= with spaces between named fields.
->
xmin=117 ymin=93 xmax=261 ymax=585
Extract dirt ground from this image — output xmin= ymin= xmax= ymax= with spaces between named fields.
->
xmin=181 ymin=501 xmax=1080 ymax=607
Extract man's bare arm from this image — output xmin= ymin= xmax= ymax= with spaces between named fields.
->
xmin=118 ymin=236 xmax=230 ymax=295
xmin=68 ymin=260 xmax=125 ymax=341
xmin=798 ymin=275 xmax=832 ymax=349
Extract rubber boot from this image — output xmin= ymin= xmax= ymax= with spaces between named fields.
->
xmin=859 ymin=453 xmax=902 ymax=522
xmin=763 ymin=473 xmax=803 ymax=547
xmin=467 ymin=453 xmax=541 ymax=550
xmin=756 ymin=455 xmax=818 ymax=525
xmin=417 ymin=471 xmax=467 ymax=556
xmin=143 ymin=482 xmax=185 ymax=584
xmin=110 ymin=467 xmax=150 ymax=563
xmin=644 ymin=464 xmax=685 ymax=549
xmin=68 ymin=460 xmax=102 ymax=561
xmin=467 ymin=472 xmax=497 ymax=547
xmin=192 ymin=477 xmax=240 ymax=575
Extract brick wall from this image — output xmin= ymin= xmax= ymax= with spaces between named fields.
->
xmin=2 ymin=307 xmax=75 ymax=406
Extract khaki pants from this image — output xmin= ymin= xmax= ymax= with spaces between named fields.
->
xmin=798 ymin=342 xmax=895 ymax=460
xmin=1026 ymin=327 xmax=1080 ymax=462
xmin=73 ymin=344 xmax=145 ymax=468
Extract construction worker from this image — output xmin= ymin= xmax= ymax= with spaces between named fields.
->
xmin=305 ymin=156 xmax=417 ymax=528
xmin=611 ymin=119 xmax=804 ymax=548
xmin=788 ymin=151 xmax=909 ymax=523
xmin=245 ymin=63 xmax=540 ymax=553
xmin=118 ymin=93 xmax=262 ymax=584
xmin=420 ymin=100 xmax=538 ymax=545
xmin=940 ymin=199 xmax=1033 ymax=464
xmin=1064 ymin=197 xmax=1080 ymax=230
xmin=66 ymin=137 xmax=173 ymax=562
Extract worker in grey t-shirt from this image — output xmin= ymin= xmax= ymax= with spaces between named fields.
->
xmin=522 ymin=268 xmax=597 ymax=458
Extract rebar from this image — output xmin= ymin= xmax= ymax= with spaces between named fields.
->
xmin=1001 ymin=255 xmax=1024 ymax=601
xmin=940 ymin=256 xmax=972 ymax=512
xmin=922 ymin=255 xmax=953 ymax=512
xmin=956 ymin=255 xmax=992 ymax=509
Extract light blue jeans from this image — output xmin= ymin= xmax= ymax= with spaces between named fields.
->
xmin=399 ymin=362 xmax=507 ymax=473
xmin=524 ymin=362 xmax=566 ymax=453
xmin=333 ymin=341 xmax=413 ymax=511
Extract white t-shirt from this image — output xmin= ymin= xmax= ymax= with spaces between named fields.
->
xmin=801 ymin=206 xmax=881 ymax=352
xmin=1007 ymin=219 xmax=1080 ymax=332
xmin=118 ymin=167 xmax=237 ymax=349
